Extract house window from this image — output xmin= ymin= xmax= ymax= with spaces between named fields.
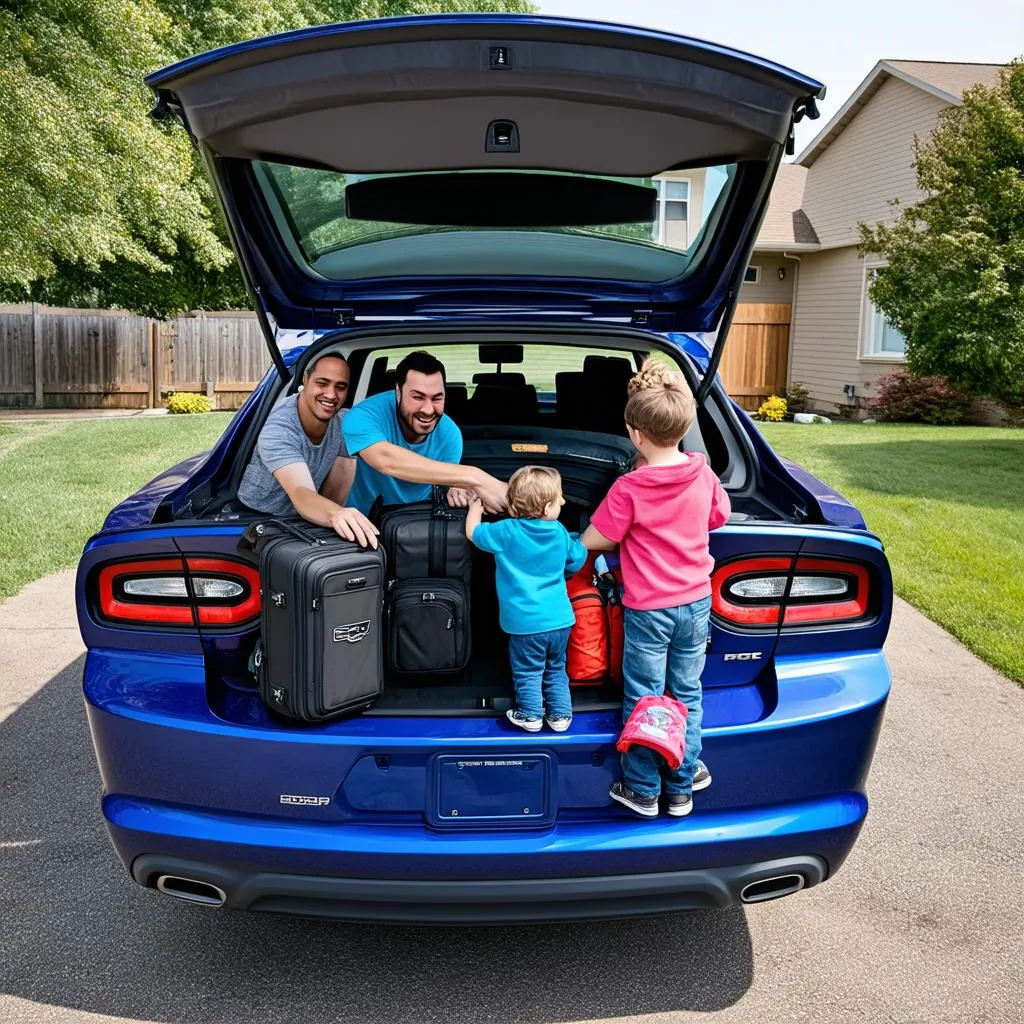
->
xmin=743 ymin=265 xmax=761 ymax=284
xmin=655 ymin=178 xmax=690 ymax=249
xmin=860 ymin=264 xmax=907 ymax=359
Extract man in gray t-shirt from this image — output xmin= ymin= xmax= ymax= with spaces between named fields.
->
xmin=237 ymin=353 xmax=377 ymax=548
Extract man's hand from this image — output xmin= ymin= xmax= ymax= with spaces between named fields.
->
xmin=446 ymin=487 xmax=476 ymax=508
xmin=472 ymin=472 xmax=508 ymax=514
xmin=328 ymin=506 xmax=380 ymax=549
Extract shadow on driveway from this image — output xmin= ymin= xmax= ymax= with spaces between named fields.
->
xmin=0 ymin=657 xmax=754 ymax=1024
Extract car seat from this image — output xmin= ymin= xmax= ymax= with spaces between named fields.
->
xmin=471 ymin=372 xmax=528 ymax=387
xmin=555 ymin=371 xmax=588 ymax=429
xmin=467 ymin=382 xmax=539 ymax=425
xmin=443 ymin=383 xmax=469 ymax=425
xmin=579 ymin=355 xmax=633 ymax=435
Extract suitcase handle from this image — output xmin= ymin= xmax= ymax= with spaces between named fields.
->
xmin=240 ymin=518 xmax=324 ymax=550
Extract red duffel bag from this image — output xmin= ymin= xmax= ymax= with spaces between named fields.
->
xmin=567 ymin=555 xmax=609 ymax=684
xmin=616 ymin=695 xmax=688 ymax=770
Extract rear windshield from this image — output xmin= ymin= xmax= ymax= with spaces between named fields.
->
xmin=254 ymin=162 xmax=735 ymax=283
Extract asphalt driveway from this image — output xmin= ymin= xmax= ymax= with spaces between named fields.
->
xmin=1 ymin=572 xmax=1022 ymax=1024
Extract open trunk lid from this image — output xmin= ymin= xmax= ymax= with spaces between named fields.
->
xmin=147 ymin=14 xmax=823 ymax=388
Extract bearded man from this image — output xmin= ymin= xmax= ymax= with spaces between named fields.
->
xmin=343 ymin=350 xmax=507 ymax=514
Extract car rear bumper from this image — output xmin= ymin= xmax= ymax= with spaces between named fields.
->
xmin=84 ymin=646 xmax=888 ymax=919
xmin=130 ymin=852 xmax=829 ymax=922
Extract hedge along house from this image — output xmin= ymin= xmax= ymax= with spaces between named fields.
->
xmin=739 ymin=60 xmax=1005 ymax=418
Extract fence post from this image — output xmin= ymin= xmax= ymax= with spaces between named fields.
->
xmin=149 ymin=320 xmax=159 ymax=408
xmin=32 ymin=302 xmax=43 ymax=408
xmin=203 ymin=314 xmax=217 ymax=403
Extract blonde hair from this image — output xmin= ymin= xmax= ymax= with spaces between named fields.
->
xmin=624 ymin=358 xmax=696 ymax=446
xmin=506 ymin=466 xmax=562 ymax=519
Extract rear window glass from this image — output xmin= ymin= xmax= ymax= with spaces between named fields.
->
xmin=254 ymin=162 xmax=735 ymax=284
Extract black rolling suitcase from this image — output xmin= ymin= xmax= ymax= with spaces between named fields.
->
xmin=243 ymin=519 xmax=386 ymax=722
xmin=373 ymin=492 xmax=472 ymax=674
xmin=374 ymin=490 xmax=472 ymax=583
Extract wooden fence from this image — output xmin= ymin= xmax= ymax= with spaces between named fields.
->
xmin=0 ymin=302 xmax=791 ymax=413
xmin=718 ymin=303 xmax=791 ymax=413
xmin=0 ymin=304 xmax=271 ymax=411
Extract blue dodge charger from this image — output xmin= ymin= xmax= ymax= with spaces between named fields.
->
xmin=75 ymin=13 xmax=891 ymax=922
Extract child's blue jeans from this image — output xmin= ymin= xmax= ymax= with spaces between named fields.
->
xmin=508 ymin=627 xmax=573 ymax=719
xmin=620 ymin=596 xmax=711 ymax=798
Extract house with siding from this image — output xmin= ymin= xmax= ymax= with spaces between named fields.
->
xmin=736 ymin=59 xmax=1005 ymax=416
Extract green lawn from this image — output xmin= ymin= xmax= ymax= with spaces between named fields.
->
xmin=758 ymin=422 xmax=1024 ymax=684
xmin=0 ymin=415 xmax=231 ymax=600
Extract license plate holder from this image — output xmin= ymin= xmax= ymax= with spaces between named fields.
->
xmin=428 ymin=753 xmax=555 ymax=829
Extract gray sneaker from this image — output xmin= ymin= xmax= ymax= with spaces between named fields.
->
xmin=666 ymin=792 xmax=693 ymax=817
xmin=609 ymin=781 xmax=659 ymax=818
xmin=506 ymin=709 xmax=543 ymax=733
xmin=692 ymin=761 xmax=712 ymax=792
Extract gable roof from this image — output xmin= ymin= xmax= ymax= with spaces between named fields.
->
xmin=755 ymin=163 xmax=820 ymax=249
xmin=796 ymin=60 xmax=1005 ymax=167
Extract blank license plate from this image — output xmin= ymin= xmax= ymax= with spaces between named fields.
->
xmin=429 ymin=753 xmax=554 ymax=829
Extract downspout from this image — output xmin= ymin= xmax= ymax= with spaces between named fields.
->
xmin=782 ymin=252 xmax=802 ymax=393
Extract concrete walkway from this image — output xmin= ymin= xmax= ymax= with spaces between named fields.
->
xmin=0 ymin=571 xmax=83 ymax=724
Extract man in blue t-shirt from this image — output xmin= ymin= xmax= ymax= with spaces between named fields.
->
xmin=343 ymin=351 xmax=508 ymax=514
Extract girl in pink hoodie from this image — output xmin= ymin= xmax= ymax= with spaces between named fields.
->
xmin=582 ymin=360 xmax=731 ymax=818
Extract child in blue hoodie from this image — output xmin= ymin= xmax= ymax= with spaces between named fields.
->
xmin=466 ymin=466 xmax=587 ymax=732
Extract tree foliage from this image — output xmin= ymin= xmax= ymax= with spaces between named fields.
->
xmin=0 ymin=0 xmax=535 ymax=316
xmin=859 ymin=61 xmax=1024 ymax=404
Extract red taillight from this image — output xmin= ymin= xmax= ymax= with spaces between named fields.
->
xmin=712 ymin=556 xmax=872 ymax=630
xmin=187 ymin=558 xmax=261 ymax=625
xmin=711 ymin=557 xmax=790 ymax=626
xmin=96 ymin=557 xmax=261 ymax=627
xmin=782 ymin=558 xmax=870 ymax=625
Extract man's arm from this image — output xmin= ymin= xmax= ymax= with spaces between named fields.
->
xmin=358 ymin=440 xmax=507 ymax=513
xmin=272 ymin=462 xmax=379 ymax=548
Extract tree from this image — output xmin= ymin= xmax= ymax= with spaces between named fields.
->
xmin=859 ymin=61 xmax=1024 ymax=405
xmin=0 ymin=2 xmax=229 ymax=294
xmin=0 ymin=0 xmax=535 ymax=317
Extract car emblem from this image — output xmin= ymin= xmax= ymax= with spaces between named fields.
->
xmin=334 ymin=620 xmax=371 ymax=643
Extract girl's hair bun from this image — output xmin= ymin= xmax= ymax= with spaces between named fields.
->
xmin=628 ymin=358 xmax=685 ymax=396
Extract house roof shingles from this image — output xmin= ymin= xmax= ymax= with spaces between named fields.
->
xmin=755 ymin=163 xmax=819 ymax=248
xmin=884 ymin=60 xmax=1005 ymax=100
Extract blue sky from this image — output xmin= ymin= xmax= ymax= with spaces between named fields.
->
xmin=535 ymin=0 xmax=1024 ymax=150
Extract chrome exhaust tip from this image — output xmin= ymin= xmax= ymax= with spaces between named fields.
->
xmin=739 ymin=873 xmax=806 ymax=904
xmin=156 ymin=874 xmax=227 ymax=907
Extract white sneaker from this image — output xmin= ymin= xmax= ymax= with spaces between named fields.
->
xmin=506 ymin=709 xmax=543 ymax=732
xmin=545 ymin=715 xmax=572 ymax=733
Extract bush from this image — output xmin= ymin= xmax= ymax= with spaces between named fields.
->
xmin=784 ymin=381 xmax=811 ymax=414
xmin=870 ymin=370 xmax=971 ymax=425
xmin=757 ymin=395 xmax=787 ymax=422
xmin=167 ymin=392 xmax=213 ymax=415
